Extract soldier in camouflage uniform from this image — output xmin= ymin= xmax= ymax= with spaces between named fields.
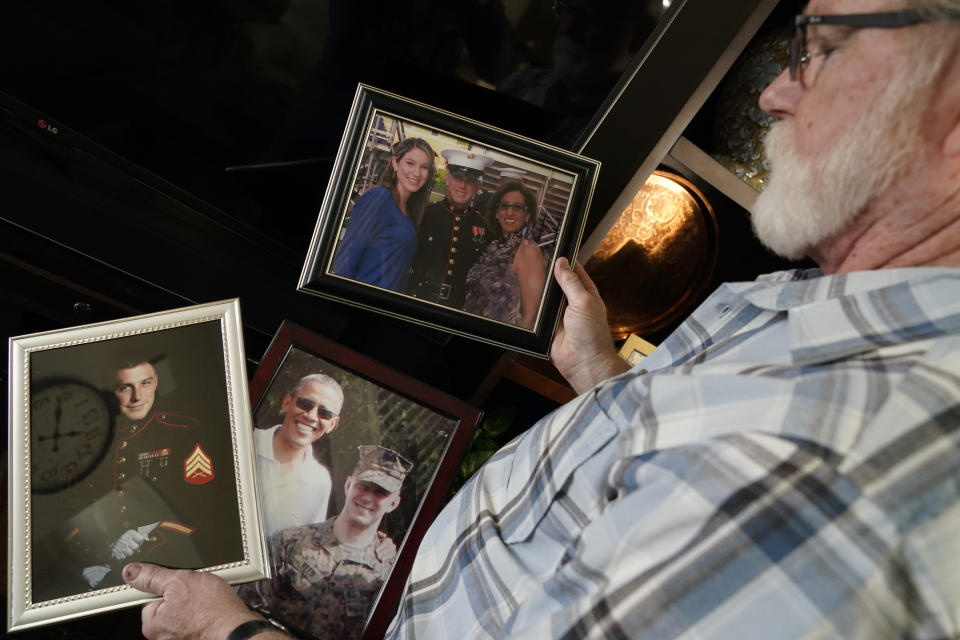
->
xmin=239 ymin=445 xmax=413 ymax=639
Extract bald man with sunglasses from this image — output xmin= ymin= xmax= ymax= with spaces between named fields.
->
xmin=254 ymin=373 xmax=344 ymax=539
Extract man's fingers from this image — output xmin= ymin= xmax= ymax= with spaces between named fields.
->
xmin=554 ymin=258 xmax=583 ymax=300
xmin=82 ymin=564 xmax=111 ymax=587
xmin=123 ymin=562 xmax=174 ymax=596
xmin=569 ymin=259 xmax=602 ymax=297
xmin=112 ymin=529 xmax=150 ymax=559
xmin=554 ymin=257 xmax=600 ymax=301
xmin=141 ymin=597 xmax=162 ymax=630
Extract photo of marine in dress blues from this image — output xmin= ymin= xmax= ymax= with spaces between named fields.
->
xmin=27 ymin=322 xmax=245 ymax=602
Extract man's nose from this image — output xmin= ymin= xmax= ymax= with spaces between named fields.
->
xmin=758 ymin=67 xmax=802 ymax=119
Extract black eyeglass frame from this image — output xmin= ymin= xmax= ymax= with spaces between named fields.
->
xmin=789 ymin=8 xmax=960 ymax=82
xmin=292 ymin=395 xmax=339 ymax=419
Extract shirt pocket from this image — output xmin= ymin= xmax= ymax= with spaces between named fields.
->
xmin=500 ymin=390 xmax=618 ymax=544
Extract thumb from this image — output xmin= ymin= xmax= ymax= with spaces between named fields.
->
xmin=553 ymin=257 xmax=601 ymax=304
xmin=123 ymin=563 xmax=172 ymax=596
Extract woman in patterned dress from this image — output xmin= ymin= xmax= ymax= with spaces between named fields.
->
xmin=463 ymin=181 xmax=546 ymax=329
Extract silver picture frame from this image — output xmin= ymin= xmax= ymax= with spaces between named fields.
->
xmin=7 ymin=298 xmax=267 ymax=632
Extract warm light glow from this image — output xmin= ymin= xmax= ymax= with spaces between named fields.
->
xmin=591 ymin=173 xmax=699 ymax=262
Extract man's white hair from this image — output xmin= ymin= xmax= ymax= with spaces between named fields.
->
xmin=292 ymin=373 xmax=345 ymax=409
xmin=908 ymin=0 xmax=960 ymax=17
xmin=934 ymin=0 xmax=960 ymax=15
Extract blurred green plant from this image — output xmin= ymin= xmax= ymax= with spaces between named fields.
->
xmin=447 ymin=403 xmax=517 ymax=497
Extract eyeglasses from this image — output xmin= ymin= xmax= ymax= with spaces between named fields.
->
xmin=789 ymin=8 xmax=960 ymax=86
xmin=498 ymin=202 xmax=527 ymax=212
xmin=293 ymin=396 xmax=339 ymax=419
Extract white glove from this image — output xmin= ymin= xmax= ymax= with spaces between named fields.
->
xmin=82 ymin=564 xmax=111 ymax=588
xmin=110 ymin=528 xmax=150 ymax=560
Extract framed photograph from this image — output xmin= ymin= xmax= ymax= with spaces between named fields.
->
xmin=7 ymin=299 xmax=267 ymax=632
xmin=298 ymin=84 xmax=600 ymax=358
xmin=237 ymin=321 xmax=482 ymax=640
xmin=618 ymin=333 xmax=658 ymax=367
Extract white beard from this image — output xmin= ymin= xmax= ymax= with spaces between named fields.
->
xmin=751 ymin=67 xmax=929 ymax=260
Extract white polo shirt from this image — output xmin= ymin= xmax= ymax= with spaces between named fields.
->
xmin=254 ymin=425 xmax=332 ymax=539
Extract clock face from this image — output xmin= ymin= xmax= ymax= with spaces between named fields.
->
xmin=29 ymin=379 xmax=113 ymax=494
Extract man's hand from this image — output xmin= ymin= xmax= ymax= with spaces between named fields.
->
xmin=123 ymin=563 xmax=285 ymax=640
xmin=111 ymin=528 xmax=150 ymax=560
xmin=550 ymin=258 xmax=630 ymax=394
xmin=82 ymin=564 xmax=111 ymax=588
xmin=375 ymin=533 xmax=398 ymax=563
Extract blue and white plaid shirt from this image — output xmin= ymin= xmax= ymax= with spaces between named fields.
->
xmin=388 ymin=267 xmax=960 ymax=639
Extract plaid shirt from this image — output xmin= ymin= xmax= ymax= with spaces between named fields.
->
xmin=388 ymin=267 xmax=960 ymax=639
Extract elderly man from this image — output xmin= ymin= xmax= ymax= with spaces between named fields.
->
xmin=255 ymin=373 xmax=343 ymax=538
xmin=123 ymin=1 xmax=960 ymax=638
xmin=237 ymin=445 xmax=411 ymax=639
xmin=408 ymin=148 xmax=494 ymax=308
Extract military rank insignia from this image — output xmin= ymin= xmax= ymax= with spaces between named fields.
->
xmin=183 ymin=443 xmax=214 ymax=484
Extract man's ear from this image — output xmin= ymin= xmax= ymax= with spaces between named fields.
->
xmin=943 ymin=61 xmax=960 ymax=157
xmin=944 ymin=118 xmax=960 ymax=157
xmin=326 ymin=416 xmax=341 ymax=435
xmin=385 ymin=493 xmax=401 ymax=513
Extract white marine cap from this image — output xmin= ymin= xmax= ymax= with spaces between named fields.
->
xmin=441 ymin=149 xmax=494 ymax=182
xmin=499 ymin=167 xmax=526 ymax=181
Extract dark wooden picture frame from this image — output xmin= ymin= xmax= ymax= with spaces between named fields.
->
xmin=6 ymin=299 xmax=267 ymax=632
xmin=298 ymin=84 xmax=600 ymax=358
xmin=241 ymin=321 xmax=482 ymax=639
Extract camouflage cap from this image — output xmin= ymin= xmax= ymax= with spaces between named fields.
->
xmin=352 ymin=445 xmax=413 ymax=493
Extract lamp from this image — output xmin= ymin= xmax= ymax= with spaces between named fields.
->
xmin=584 ymin=170 xmax=717 ymax=339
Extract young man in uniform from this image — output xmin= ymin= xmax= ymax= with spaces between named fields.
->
xmin=408 ymin=148 xmax=494 ymax=308
xmin=237 ymin=445 xmax=412 ymax=639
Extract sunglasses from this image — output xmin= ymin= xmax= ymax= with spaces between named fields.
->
xmin=293 ymin=396 xmax=339 ymax=419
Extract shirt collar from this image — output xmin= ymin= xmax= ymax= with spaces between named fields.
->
xmin=730 ymin=267 xmax=960 ymax=364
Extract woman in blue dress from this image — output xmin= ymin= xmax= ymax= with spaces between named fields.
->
xmin=463 ymin=181 xmax=546 ymax=329
xmin=332 ymin=137 xmax=437 ymax=291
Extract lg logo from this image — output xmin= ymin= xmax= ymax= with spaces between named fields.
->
xmin=37 ymin=119 xmax=59 ymax=135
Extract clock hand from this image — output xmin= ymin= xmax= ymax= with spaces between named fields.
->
xmin=37 ymin=397 xmax=65 ymax=452
xmin=53 ymin=397 xmax=62 ymax=453
xmin=48 ymin=427 xmax=103 ymax=440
